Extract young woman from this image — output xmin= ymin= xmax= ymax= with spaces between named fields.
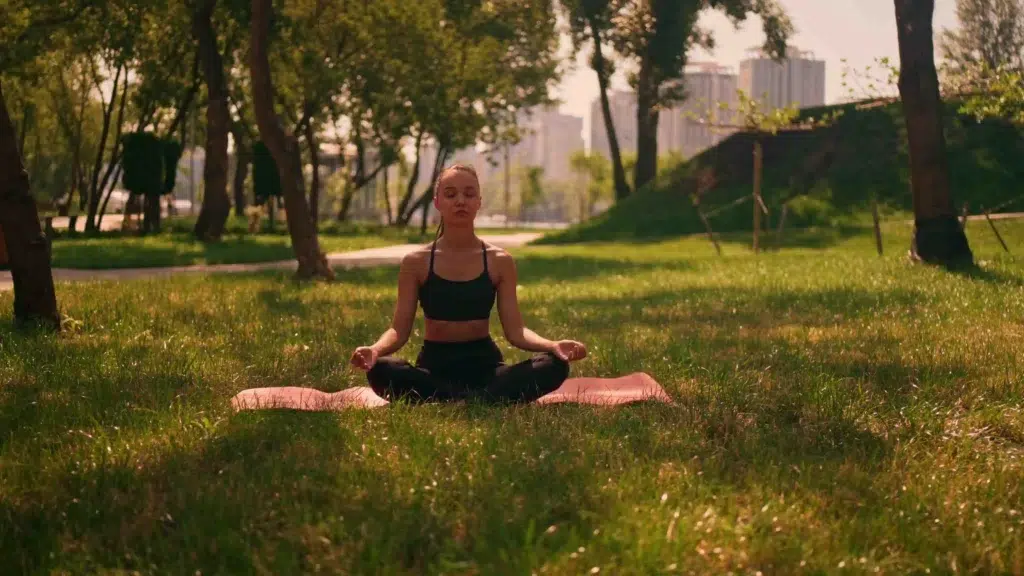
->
xmin=349 ymin=164 xmax=587 ymax=404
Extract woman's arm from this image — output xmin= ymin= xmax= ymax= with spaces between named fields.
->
xmin=494 ymin=250 xmax=559 ymax=353
xmin=368 ymin=252 xmax=421 ymax=356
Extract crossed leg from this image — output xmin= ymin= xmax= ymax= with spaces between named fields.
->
xmin=366 ymin=353 xmax=570 ymax=405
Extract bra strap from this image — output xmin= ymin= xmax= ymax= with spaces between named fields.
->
xmin=481 ymin=242 xmax=488 ymax=273
xmin=429 ymin=241 xmax=438 ymax=274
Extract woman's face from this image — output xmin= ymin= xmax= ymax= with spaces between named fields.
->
xmin=434 ymin=169 xmax=481 ymax=226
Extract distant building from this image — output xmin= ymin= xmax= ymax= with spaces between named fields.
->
xmin=590 ymin=90 xmax=639 ymax=159
xmin=738 ymin=46 xmax=826 ymax=111
xmin=660 ymin=62 xmax=740 ymax=159
xmin=590 ymin=63 xmax=740 ymax=161
xmin=508 ymin=106 xmax=585 ymax=183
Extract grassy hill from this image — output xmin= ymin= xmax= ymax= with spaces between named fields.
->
xmin=539 ymin=99 xmax=1024 ymax=244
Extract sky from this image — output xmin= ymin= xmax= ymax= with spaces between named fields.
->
xmin=550 ymin=0 xmax=959 ymax=149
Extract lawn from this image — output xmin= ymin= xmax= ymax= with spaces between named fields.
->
xmin=1 ymin=220 xmax=1022 ymax=574
xmin=47 ymin=216 xmax=534 ymax=269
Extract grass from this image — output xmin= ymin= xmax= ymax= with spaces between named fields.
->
xmin=2 ymin=219 xmax=1023 ymax=574
xmin=47 ymin=216 xmax=533 ymax=269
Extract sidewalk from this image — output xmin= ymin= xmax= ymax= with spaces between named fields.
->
xmin=0 ymin=233 xmax=542 ymax=292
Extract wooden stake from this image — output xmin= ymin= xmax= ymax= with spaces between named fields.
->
xmin=871 ymin=198 xmax=883 ymax=256
xmin=697 ymin=207 xmax=722 ymax=256
xmin=983 ymin=206 xmax=1010 ymax=253
xmin=775 ymin=202 xmax=788 ymax=248
xmin=752 ymin=139 xmax=763 ymax=254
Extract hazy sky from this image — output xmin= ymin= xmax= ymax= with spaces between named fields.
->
xmin=551 ymin=0 xmax=958 ymax=147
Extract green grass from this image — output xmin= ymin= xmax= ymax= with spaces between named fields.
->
xmin=2 ymin=220 xmax=1023 ymax=574
xmin=47 ymin=216 xmax=533 ymax=269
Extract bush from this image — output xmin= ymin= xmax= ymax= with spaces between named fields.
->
xmin=121 ymin=132 xmax=165 ymax=197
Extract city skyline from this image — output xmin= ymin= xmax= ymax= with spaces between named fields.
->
xmin=550 ymin=0 xmax=958 ymax=149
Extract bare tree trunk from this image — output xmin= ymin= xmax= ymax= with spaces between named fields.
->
xmin=394 ymin=133 xmax=424 ymax=225
xmin=230 ymin=120 xmax=250 ymax=217
xmin=85 ymin=64 xmax=123 ymax=232
xmin=193 ymin=0 xmax=232 ymax=241
xmin=634 ymin=52 xmax=659 ymax=193
xmin=382 ymin=167 xmax=392 ymax=225
xmin=894 ymin=0 xmax=973 ymax=267
xmin=305 ymin=122 xmax=320 ymax=226
xmin=590 ymin=18 xmax=631 ymax=201
xmin=0 ymin=81 xmax=60 ymax=330
xmin=250 ymin=0 xmax=333 ymax=280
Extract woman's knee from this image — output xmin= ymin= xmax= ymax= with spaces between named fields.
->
xmin=366 ymin=357 xmax=404 ymax=389
xmin=537 ymin=352 xmax=570 ymax=384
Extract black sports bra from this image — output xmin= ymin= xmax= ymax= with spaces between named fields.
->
xmin=418 ymin=241 xmax=497 ymax=322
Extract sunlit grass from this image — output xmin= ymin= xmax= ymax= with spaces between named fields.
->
xmin=1 ymin=220 xmax=1022 ymax=574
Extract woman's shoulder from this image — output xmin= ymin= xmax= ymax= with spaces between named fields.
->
xmin=399 ymin=244 xmax=433 ymax=272
xmin=482 ymin=242 xmax=515 ymax=270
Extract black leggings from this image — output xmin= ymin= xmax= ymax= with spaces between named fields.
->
xmin=366 ymin=337 xmax=570 ymax=404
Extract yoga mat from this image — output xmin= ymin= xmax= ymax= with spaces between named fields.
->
xmin=230 ymin=373 xmax=671 ymax=412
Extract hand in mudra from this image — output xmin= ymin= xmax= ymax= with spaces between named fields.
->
xmin=350 ymin=346 xmax=378 ymax=371
xmin=551 ymin=340 xmax=587 ymax=363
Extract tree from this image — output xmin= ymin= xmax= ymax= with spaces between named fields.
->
xmin=609 ymin=0 xmax=792 ymax=194
xmin=561 ymin=0 xmax=632 ymax=201
xmin=569 ymin=149 xmax=613 ymax=219
xmin=0 ymin=0 xmax=101 ymax=329
xmin=894 ymin=0 xmax=974 ymax=267
xmin=191 ymin=0 xmax=233 ymax=241
xmin=249 ymin=0 xmax=333 ymax=280
xmin=939 ymin=0 xmax=1024 ymax=82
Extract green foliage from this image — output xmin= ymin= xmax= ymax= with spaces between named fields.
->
xmin=120 ymin=131 xmax=165 ymax=197
xmin=543 ymin=99 xmax=1024 ymax=243
xmin=958 ymin=67 xmax=1024 ymax=125
xmin=252 ymin=140 xmax=282 ymax=205
xmin=161 ymin=138 xmax=183 ymax=195
xmin=938 ymin=0 xmax=1024 ymax=80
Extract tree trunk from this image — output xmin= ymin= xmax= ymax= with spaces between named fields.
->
xmin=589 ymin=18 xmax=631 ymax=201
xmin=229 ymin=119 xmax=250 ymax=217
xmin=232 ymin=141 xmax=249 ymax=217
xmin=85 ymin=64 xmax=123 ymax=233
xmin=393 ymin=133 xmax=424 ymax=224
xmin=894 ymin=0 xmax=973 ymax=267
xmin=305 ymin=122 xmax=320 ymax=226
xmin=634 ymin=52 xmax=659 ymax=194
xmin=143 ymin=194 xmax=162 ymax=234
xmin=382 ymin=167 xmax=392 ymax=225
xmin=250 ymin=0 xmax=333 ymax=280
xmin=193 ymin=0 xmax=232 ymax=241
xmin=0 ymin=81 xmax=60 ymax=330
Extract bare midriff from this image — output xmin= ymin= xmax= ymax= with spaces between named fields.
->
xmin=424 ymin=318 xmax=492 ymax=342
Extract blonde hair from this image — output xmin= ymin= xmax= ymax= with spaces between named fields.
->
xmin=433 ymin=163 xmax=480 ymax=196
xmin=432 ymin=163 xmax=480 ymax=239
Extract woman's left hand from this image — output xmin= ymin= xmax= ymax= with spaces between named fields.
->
xmin=551 ymin=340 xmax=587 ymax=363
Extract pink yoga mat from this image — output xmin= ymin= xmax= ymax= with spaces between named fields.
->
xmin=231 ymin=373 xmax=671 ymax=411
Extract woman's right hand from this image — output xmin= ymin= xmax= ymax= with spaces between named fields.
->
xmin=350 ymin=346 xmax=379 ymax=371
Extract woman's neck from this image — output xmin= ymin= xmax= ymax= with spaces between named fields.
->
xmin=438 ymin=223 xmax=479 ymax=250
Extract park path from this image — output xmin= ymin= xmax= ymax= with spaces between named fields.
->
xmin=0 ymin=232 xmax=543 ymax=293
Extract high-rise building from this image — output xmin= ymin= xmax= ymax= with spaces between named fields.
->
xmin=590 ymin=64 xmax=740 ymax=161
xmin=590 ymin=90 xmax=638 ymax=159
xmin=738 ymin=46 xmax=826 ymax=111
xmin=659 ymin=62 xmax=740 ymax=159
xmin=510 ymin=106 xmax=585 ymax=183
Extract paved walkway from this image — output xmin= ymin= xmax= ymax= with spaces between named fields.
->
xmin=0 ymin=233 xmax=543 ymax=292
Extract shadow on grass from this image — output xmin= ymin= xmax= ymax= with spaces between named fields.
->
xmin=330 ymin=254 xmax=695 ymax=290
xmin=0 ymin=406 xmax=613 ymax=574
xmin=949 ymin=263 xmax=1024 ymax=287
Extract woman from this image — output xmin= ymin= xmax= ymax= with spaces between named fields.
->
xmin=350 ymin=164 xmax=587 ymax=404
